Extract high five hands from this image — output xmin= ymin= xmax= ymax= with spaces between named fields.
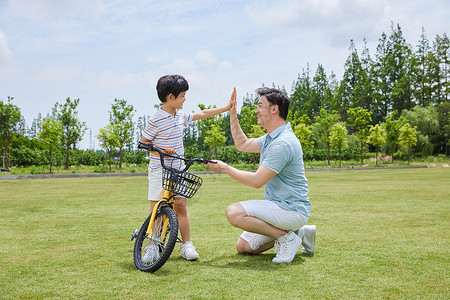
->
xmin=227 ymin=87 xmax=237 ymax=113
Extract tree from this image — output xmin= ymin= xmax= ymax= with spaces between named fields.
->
xmin=97 ymin=124 xmax=120 ymax=171
xmin=437 ymin=102 xmax=450 ymax=155
xmin=294 ymin=123 xmax=314 ymax=150
xmin=399 ymin=123 xmax=418 ymax=164
xmin=135 ymin=115 xmax=149 ymax=146
xmin=0 ymin=97 xmax=21 ymax=170
xmin=109 ymin=99 xmax=135 ymax=168
xmin=247 ymin=124 xmax=265 ymax=168
xmin=53 ymin=98 xmax=87 ymax=169
xmin=337 ymin=40 xmax=373 ymax=111
xmin=388 ymin=23 xmax=414 ymax=115
xmin=433 ymin=33 xmax=450 ymax=104
xmin=196 ymin=104 xmax=223 ymax=150
xmin=401 ymin=105 xmax=439 ymax=156
xmin=329 ymin=122 xmax=348 ymax=167
xmin=290 ymin=65 xmax=315 ymax=119
xmin=311 ymin=64 xmax=333 ymax=112
xmin=313 ymin=108 xmax=341 ymax=165
xmin=372 ymin=23 xmax=414 ymax=123
xmin=367 ymin=124 xmax=387 ymax=165
xmin=372 ymin=32 xmax=392 ymax=122
xmin=203 ymin=123 xmax=226 ymax=159
xmin=29 ymin=113 xmax=42 ymax=139
xmin=382 ymin=110 xmax=404 ymax=162
xmin=38 ymin=117 xmax=63 ymax=173
xmin=238 ymin=104 xmax=258 ymax=135
xmin=411 ymin=28 xmax=437 ymax=107
xmin=347 ymin=107 xmax=372 ymax=165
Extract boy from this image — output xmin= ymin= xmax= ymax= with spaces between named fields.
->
xmin=140 ymin=74 xmax=233 ymax=261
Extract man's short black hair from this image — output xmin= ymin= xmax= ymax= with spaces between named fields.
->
xmin=255 ymin=87 xmax=290 ymax=120
xmin=156 ymin=75 xmax=189 ymax=102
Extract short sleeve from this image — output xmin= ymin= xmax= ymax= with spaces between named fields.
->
xmin=261 ymin=141 xmax=291 ymax=174
xmin=257 ymin=134 xmax=267 ymax=148
xmin=142 ymin=119 xmax=158 ymax=141
xmin=181 ymin=112 xmax=194 ymax=125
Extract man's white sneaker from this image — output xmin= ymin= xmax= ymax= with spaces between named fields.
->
xmin=297 ymin=225 xmax=316 ymax=255
xmin=180 ymin=241 xmax=200 ymax=261
xmin=142 ymin=244 xmax=159 ymax=263
xmin=272 ymin=231 xmax=302 ymax=263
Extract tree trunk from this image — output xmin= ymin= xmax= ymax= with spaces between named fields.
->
xmin=65 ymin=145 xmax=70 ymax=170
xmin=49 ymin=146 xmax=53 ymax=174
xmin=327 ymin=143 xmax=331 ymax=165
xmin=375 ymin=148 xmax=378 ymax=166
xmin=119 ymin=147 xmax=123 ymax=169
xmin=339 ymin=148 xmax=342 ymax=167
xmin=407 ymin=146 xmax=411 ymax=165
xmin=3 ymin=137 xmax=11 ymax=169
xmin=108 ymin=150 xmax=112 ymax=171
xmin=360 ymin=141 xmax=364 ymax=165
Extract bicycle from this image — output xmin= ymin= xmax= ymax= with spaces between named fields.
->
xmin=131 ymin=142 xmax=215 ymax=272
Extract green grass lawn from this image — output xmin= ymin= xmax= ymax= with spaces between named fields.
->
xmin=0 ymin=168 xmax=449 ymax=299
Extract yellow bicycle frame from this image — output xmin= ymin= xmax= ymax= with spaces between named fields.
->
xmin=146 ymin=183 xmax=174 ymax=239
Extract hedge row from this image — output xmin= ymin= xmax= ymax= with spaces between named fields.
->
xmin=7 ymin=145 xmax=416 ymax=168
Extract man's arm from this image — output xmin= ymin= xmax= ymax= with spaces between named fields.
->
xmin=228 ymin=89 xmax=261 ymax=153
xmin=206 ymin=160 xmax=276 ymax=189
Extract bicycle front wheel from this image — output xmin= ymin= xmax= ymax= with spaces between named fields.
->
xmin=133 ymin=206 xmax=179 ymax=272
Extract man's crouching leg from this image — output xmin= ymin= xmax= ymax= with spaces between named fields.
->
xmin=236 ymin=237 xmax=275 ymax=255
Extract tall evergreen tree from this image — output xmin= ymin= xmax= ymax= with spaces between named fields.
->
xmin=388 ymin=23 xmax=414 ymax=114
xmin=372 ymin=32 xmax=391 ymax=123
xmin=311 ymin=64 xmax=333 ymax=112
xmin=412 ymin=28 xmax=433 ymax=106
xmin=338 ymin=39 xmax=374 ymax=111
xmin=291 ymin=65 xmax=315 ymax=119
xmin=433 ymin=33 xmax=450 ymax=104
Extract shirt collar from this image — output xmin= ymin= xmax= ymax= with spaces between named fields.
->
xmin=268 ymin=122 xmax=291 ymax=139
xmin=158 ymin=108 xmax=179 ymax=118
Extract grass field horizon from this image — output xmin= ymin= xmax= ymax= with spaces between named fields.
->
xmin=1 ymin=168 xmax=449 ymax=299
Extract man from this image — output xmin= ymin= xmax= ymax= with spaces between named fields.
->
xmin=206 ymin=87 xmax=316 ymax=263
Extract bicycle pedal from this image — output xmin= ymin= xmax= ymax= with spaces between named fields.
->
xmin=130 ymin=229 xmax=139 ymax=241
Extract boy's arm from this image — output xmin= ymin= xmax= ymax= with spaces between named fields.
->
xmin=140 ymin=137 xmax=175 ymax=155
xmin=192 ymin=106 xmax=229 ymax=121
xmin=192 ymin=89 xmax=234 ymax=121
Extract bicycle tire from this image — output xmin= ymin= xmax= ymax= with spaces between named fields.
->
xmin=133 ymin=206 xmax=179 ymax=272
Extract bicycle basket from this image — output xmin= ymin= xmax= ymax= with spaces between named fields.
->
xmin=162 ymin=169 xmax=203 ymax=198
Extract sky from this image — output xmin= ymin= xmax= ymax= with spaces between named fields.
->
xmin=1 ymin=0 xmax=449 ymax=149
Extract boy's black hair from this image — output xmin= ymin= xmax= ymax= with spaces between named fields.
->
xmin=255 ymin=87 xmax=290 ymax=120
xmin=156 ymin=75 xmax=189 ymax=102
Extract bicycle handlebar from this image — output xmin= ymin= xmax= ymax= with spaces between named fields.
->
xmin=138 ymin=142 xmax=216 ymax=173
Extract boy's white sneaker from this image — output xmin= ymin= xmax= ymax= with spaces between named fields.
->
xmin=272 ymin=231 xmax=302 ymax=263
xmin=180 ymin=241 xmax=200 ymax=261
xmin=142 ymin=244 xmax=159 ymax=263
xmin=297 ymin=225 xmax=316 ymax=255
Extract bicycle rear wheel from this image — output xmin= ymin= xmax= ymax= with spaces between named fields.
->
xmin=133 ymin=206 xmax=179 ymax=272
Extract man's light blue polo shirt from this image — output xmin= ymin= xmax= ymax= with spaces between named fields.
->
xmin=257 ymin=122 xmax=311 ymax=217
